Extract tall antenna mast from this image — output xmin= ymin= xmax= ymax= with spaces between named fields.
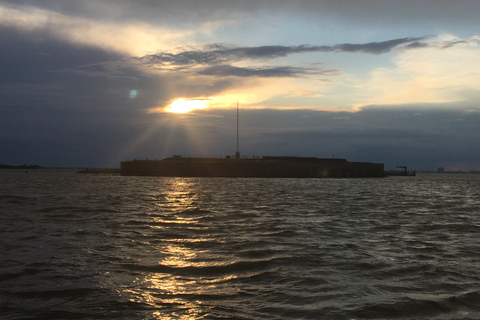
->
xmin=235 ymin=101 xmax=240 ymax=159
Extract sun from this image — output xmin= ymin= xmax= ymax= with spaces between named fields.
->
xmin=166 ymin=99 xmax=208 ymax=113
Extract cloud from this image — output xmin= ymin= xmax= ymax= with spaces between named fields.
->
xmin=139 ymin=37 xmax=429 ymax=69
xmin=133 ymin=34 xmax=480 ymax=113
xmin=359 ymin=35 xmax=480 ymax=108
xmin=196 ymin=65 xmax=339 ymax=78
xmin=333 ymin=37 xmax=430 ymax=54
xmin=138 ymin=44 xmax=323 ymax=68
xmin=0 ymin=4 xmax=194 ymax=55
xmin=4 ymin=0 xmax=480 ymax=31
xmin=54 ymin=60 xmax=138 ymax=81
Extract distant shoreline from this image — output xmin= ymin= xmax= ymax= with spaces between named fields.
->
xmin=0 ymin=164 xmax=41 ymax=169
xmin=75 ymin=168 xmax=121 ymax=174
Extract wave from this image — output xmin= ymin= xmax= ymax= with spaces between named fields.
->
xmin=2 ymin=172 xmax=480 ymax=319
xmin=176 ymin=208 xmax=212 ymax=215
xmin=0 ymin=195 xmax=37 ymax=204
xmin=119 ymin=258 xmax=279 ymax=278
xmin=351 ymin=290 xmax=480 ymax=319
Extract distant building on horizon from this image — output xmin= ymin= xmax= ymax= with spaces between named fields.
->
xmin=437 ymin=167 xmax=445 ymax=173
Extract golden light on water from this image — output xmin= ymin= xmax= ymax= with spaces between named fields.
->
xmin=122 ymin=178 xmax=218 ymax=319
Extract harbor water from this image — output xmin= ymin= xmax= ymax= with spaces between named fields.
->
xmin=1 ymin=170 xmax=479 ymax=319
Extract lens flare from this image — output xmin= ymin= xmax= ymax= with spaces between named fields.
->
xmin=129 ymin=89 xmax=138 ymax=98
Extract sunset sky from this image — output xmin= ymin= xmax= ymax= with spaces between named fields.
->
xmin=1 ymin=0 xmax=480 ymax=170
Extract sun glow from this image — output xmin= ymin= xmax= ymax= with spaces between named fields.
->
xmin=166 ymin=99 xmax=209 ymax=113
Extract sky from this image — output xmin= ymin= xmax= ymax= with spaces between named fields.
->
xmin=1 ymin=0 xmax=480 ymax=170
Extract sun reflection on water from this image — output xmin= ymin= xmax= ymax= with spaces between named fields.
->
xmin=124 ymin=272 xmax=211 ymax=319
xmin=159 ymin=244 xmax=200 ymax=267
xmin=121 ymin=178 xmax=233 ymax=319
xmin=152 ymin=178 xmax=200 ymax=212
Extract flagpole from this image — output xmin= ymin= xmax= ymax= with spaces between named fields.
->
xmin=236 ymin=101 xmax=240 ymax=159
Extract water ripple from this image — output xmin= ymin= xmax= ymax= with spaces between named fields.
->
xmin=1 ymin=171 xmax=480 ymax=319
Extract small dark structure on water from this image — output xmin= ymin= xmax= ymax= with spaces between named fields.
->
xmin=384 ymin=165 xmax=416 ymax=176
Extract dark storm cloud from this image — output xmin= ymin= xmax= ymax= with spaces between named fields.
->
xmin=0 ymin=26 xmax=172 ymax=167
xmin=54 ymin=60 xmax=141 ymax=81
